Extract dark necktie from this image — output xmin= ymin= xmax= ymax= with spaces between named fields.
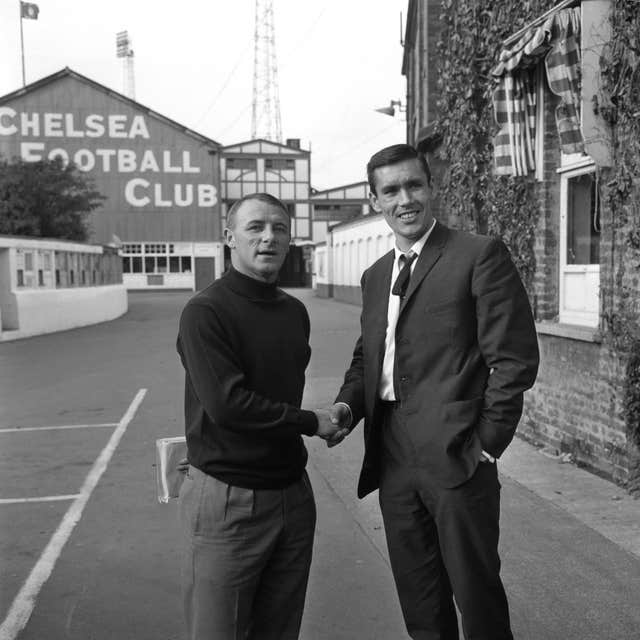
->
xmin=391 ymin=250 xmax=417 ymax=298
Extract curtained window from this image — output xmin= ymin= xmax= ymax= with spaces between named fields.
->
xmin=491 ymin=6 xmax=584 ymax=177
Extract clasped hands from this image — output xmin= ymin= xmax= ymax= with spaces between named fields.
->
xmin=314 ymin=404 xmax=351 ymax=448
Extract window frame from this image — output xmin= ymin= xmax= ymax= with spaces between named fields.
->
xmin=558 ymin=162 xmax=600 ymax=327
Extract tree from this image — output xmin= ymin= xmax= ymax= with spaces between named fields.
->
xmin=0 ymin=157 xmax=106 ymax=241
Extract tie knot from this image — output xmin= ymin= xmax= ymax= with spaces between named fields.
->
xmin=399 ymin=250 xmax=417 ymax=267
xmin=392 ymin=250 xmax=418 ymax=298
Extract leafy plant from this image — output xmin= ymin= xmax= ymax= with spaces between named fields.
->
xmin=0 ymin=157 xmax=105 ymax=241
xmin=434 ymin=0 xmax=640 ymax=491
xmin=599 ymin=0 xmax=640 ymax=493
xmin=434 ymin=0 xmax=558 ymax=294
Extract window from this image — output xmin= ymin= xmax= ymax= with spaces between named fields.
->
xmin=170 ymin=256 xmax=180 ymax=273
xmin=314 ymin=204 xmax=361 ymax=222
xmin=24 ymin=252 xmax=34 ymax=271
xmin=227 ymin=157 xmax=256 ymax=170
xmin=559 ymin=166 xmax=600 ymax=327
xmin=122 ymin=243 xmax=142 ymax=254
xmin=567 ymin=173 xmax=600 ymax=265
xmin=492 ymin=6 xmax=583 ymax=178
xmin=181 ymin=256 xmax=192 ymax=273
xmin=265 ymin=158 xmax=294 ymax=170
xmin=38 ymin=270 xmax=44 ymax=286
xmin=131 ymin=257 xmax=143 ymax=273
xmin=295 ymin=218 xmax=309 ymax=239
xmin=144 ymin=243 xmax=166 ymax=254
xmin=17 ymin=270 xmax=24 ymax=287
xmin=123 ymin=256 xmax=131 ymax=273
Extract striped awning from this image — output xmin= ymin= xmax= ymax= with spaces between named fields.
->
xmin=492 ymin=7 xmax=583 ymax=176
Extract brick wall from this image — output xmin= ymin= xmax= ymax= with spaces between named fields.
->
xmin=521 ymin=84 xmax=634 ymax=487
xmin=531 ymin=91 xmax=561 ymax=321
xmin=521 ymin=336 xmax=629 ymax=484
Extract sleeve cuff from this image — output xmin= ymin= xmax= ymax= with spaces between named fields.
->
xmin=334 ymin=402 xmax=353 ymax=429
xmin=481 ymin=450 xmax=496 ymax=463
xmin=299 ymin=409 xmax=319 ymax=436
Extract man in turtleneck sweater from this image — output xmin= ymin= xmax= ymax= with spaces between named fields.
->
xmin=176 ymin=193 xmax=338 ymax=640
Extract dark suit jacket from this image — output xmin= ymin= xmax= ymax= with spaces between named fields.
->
xmin=335 ymin=222 xmax=540 ymax=498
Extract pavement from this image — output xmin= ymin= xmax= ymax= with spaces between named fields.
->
xmin=0 ymin=289 xmax=638 ymax=640
xmin=299 ymin=289 xmax=640 ymax=639
xmin=301 ymin=289 xmax=640 ymax=558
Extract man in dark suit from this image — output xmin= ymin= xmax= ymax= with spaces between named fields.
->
xmin=329 ymin=144 xmax=539 ymax=640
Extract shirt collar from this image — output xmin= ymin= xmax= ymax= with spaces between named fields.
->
xmin=393 ymin=218 xmax=436 ymax=260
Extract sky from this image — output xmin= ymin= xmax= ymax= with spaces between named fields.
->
xmin=0 ymin=0 xmax=408 ymax=190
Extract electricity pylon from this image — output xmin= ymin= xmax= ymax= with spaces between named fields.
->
xmin=251 ymin=0 xmax=282 ymax=142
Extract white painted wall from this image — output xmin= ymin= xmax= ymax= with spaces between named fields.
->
xmin=1 ymin=284 xmax=127 ymax=341
xmin=330 ymin=215 xmax=394 ymax=287
xmin=123 ymin=273 xmax=194 ymax=290
xmin=314 ymin=245 xmax=328 ymax=286
xmin=0 ymin=236 xmax=127 ymax=341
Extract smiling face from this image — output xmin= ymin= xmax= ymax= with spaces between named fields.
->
xmin=224 ymin=199 xmax=290 ymax=283
xmin=369 ymin=157 xmax=433 ymax=252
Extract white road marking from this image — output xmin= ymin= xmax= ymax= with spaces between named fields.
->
xmin=0 ymin=495 xmax=80 ymax=505
xmin=0 ymin=423 xmax=118 ymax=434
xmin=0 ymin=388 xmax=147 ymax=640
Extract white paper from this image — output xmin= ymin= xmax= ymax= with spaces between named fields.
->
xmin=155 ymin=436 xmax=187 ymax=503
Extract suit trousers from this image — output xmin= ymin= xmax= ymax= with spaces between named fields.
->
xmin=178 ymin=466 xmax=316 ymax=640
xmin=378 ymin=403 xmax=513 ymax=640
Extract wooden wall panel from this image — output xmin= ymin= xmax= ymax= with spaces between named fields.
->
xmin=0 ymin=74 xmax=221 ymax=244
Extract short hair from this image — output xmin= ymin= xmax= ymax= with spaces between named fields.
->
xmin=226 ymin=192 xmax=290 ymax=229
xmin=366 ymin=144 xmax=432 ymax=195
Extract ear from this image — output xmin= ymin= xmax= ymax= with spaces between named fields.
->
xmin=224 ymin=227 xmax=235 ymax=248
xmin=369 ymin=191 xmax=382 ymax=214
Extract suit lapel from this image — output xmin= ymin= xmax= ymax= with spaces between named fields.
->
xmin=400 ymin=221 xmax=448 ymax=311
xmin=364 ymin=251 xmax=394 ymax=407
xmin=366 ymin=251 xmax=394 ymax=333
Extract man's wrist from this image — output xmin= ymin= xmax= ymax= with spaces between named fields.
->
xmin=301 ymin=409 xmax=320 ymax=436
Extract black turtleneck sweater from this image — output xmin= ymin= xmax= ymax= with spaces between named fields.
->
xmin=176 ymin=266 xmax=319 ymax=489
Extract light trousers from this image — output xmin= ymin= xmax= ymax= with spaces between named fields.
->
xmin=179 ymin=466 xmax=316 ymax=640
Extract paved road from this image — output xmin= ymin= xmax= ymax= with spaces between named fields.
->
xmin=0 ymin=290 xmax=639 ymax=640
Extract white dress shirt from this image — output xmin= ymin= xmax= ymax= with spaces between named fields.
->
xmin=378 ymin=220 xmax=436 ymax=401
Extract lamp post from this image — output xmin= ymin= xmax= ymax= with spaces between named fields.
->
xmin=374 ymin=100 xmax=406 ymax=117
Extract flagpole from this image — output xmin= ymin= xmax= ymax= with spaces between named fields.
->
xmin=19 ymin=1 xmax=26 ymax=86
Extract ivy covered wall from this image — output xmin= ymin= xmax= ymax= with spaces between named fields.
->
xmin=599 ymin=0 xmax=640 ymax=492
xmin=427 ymin=0 xmax=639 ymax=491
xmin=434 ymin=0 xmax=559 ymax=293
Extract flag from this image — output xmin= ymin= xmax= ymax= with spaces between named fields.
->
xmin=21 ymin=2 xmax=39 ymax=20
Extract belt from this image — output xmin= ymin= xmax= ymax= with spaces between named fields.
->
xmin=379 ymin=399 xmax=401 ymax=410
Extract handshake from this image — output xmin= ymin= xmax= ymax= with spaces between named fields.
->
xmin=313 ymin=403 xmax=352 ymax=448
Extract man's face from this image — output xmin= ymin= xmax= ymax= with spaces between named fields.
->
xmin=369 ymin=158 xmax=433 ymax=251
xmin=224 ymin=200 xmax=290 ymax=283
